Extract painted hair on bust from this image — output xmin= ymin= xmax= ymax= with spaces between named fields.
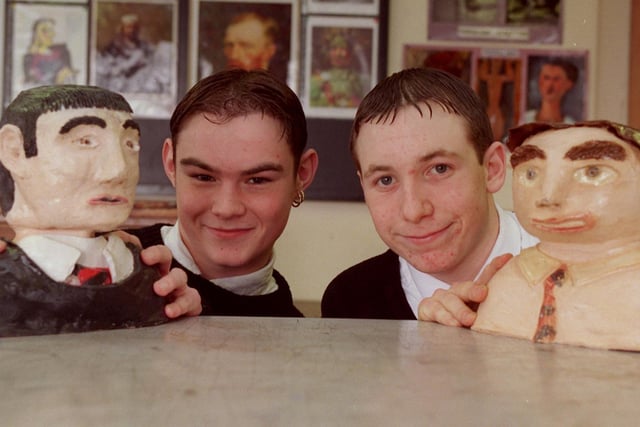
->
xmin=0 ymin=84 xmax=134 ymax=215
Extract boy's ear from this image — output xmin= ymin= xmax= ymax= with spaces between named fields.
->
xmin=0 ymin=124 xmax=28 ymax=178
xmin=161 ymin=138 xmax=177 ymax=187
xmin=484 ymin=141 xmax=507 ymax=194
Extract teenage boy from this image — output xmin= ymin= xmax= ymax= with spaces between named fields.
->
xmin=321 ymin=67 xmax=537 ymax=323
xmin=129 ymin=69 xmax=318 ymax=317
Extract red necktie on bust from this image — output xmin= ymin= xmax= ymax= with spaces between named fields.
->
xmin=73 ymin=265 xmax=112 ymax=286
xmin=533 ymin=265 xmax=566 ymax=343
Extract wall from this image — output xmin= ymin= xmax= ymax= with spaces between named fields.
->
xmin=276 ymin=0 xmax=632 ymax=315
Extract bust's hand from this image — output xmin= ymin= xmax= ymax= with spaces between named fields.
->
xmin=417 ymin=254 xmax=512 ymax=327
xmin=139 ymin=244 xmax=202 ymax=318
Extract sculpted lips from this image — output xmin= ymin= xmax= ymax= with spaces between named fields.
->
xmin=89 ymin=195 xmax=128 ymax=205
xmin=531 ymin=215 xmax=594 ymax=233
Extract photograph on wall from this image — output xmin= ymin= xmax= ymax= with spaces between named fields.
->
xmin=428 ymin=0 xmax=562 ymax=44
xmin=403 ymin=45 xmax=473 ymax=84
xmin=306 ymin=0 xmax=380 ymax=16
xmin=91 ymin=0 xmax=178 ymax=118
xmin=521 ymin=50 xmax=587 ymax=126
xmin=195 ymin=0 xmax=298 ymax=91
xmin=4 ymin=1 xmax=88 ymax=106
xmin=474 ymin=52 xmax=522 ymax=141
xmin=303 ymin=15 xmax=378 ymax=119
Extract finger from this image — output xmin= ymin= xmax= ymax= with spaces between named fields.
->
xmin=164 ymin=287 xmax=202 ymax=318
xmin=418 ymin=289 xmax=480 ymax=327
xmin=113 ymin=230 xmax=142 ymax=248
xmin=141 ymin=245 xmax=172 ymax=276
xmin=153 ymin=267 xmax=188 ymax=297
xmin=475 ymin=253 xmax=512 ymax=286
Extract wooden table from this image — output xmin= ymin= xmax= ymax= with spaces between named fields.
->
xmin=1 ymin=316 xmax=638 ymax=426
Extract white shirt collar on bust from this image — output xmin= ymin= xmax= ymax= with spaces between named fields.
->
xmin=16 ymin=233 xmax=133 ymax=283
xmin=161 ymin=222 xmax=277 ymax=296
xmin=400 ymin=202 xmax=539 ymax=318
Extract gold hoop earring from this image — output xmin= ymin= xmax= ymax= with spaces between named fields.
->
xmin=292 ymin=189 xmax=305 ymax=207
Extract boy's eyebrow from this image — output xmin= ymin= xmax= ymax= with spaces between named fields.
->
xmin=59 ymin=116 xmax=106 ymax=134
xmin=180 ymin=157 xmax=284 ymax=175
xmin=564 ymin=140 xmax=627 ymax=161
xmin=510 ymin=145 xmax=546 ymax=168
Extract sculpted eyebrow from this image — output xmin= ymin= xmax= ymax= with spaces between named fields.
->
xmin=123 ymin=119 xmax=140 ymax=134
xmin=564 ymin=140 xmax=627 ymax=161
xmin=510 ymin=145 xmax=546 ymax=168
xmin=59 ymin=116 xmax=106 ymax=134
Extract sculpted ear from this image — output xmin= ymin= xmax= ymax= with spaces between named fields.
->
xmin=0 ymin=124 xmax=28 ymax=178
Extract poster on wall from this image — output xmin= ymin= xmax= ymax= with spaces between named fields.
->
xmin=91 ymin=0 xmax=179 ymax=119
xmin=3 ymin=0 xmax=89 ymax=107
xmin=194 ymin=0 xmax=299 ymax=91
xmin=428 ymin=0 xmax=562 ymax=44
xmin=403 ymin=45 xmax=588 ymax=140
xmin=303 ymin=15 xmax=378 ymax=119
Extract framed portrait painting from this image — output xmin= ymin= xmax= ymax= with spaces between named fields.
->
xmin=3 ymin=0 xmax=89 ymax=107
xmin=193 ymin=0 xmax=299 ymax=91
xmin=303 ymin=15 xmax=378 ymax=119
xmin=521 ymin=50 xmax=588 ymax=125
xmin=91 ymin=0 xmax=179 ymax=119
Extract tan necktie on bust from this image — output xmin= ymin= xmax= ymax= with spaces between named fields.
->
xmin=533 ymin=265 xmax=566 ymax=343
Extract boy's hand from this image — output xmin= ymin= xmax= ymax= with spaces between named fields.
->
xmin=417 ymin=254 xmax=512 ymax=327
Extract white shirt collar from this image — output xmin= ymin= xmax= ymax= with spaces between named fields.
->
xmin=161 ymin=222 xmax=277 ymax=296
xmin=16 ymin=233 xmax=133 ymax=282
xmin=400 ymin=202 xmax=539 ymax=317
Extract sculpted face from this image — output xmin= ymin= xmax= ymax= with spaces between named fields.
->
xmin=355 ymin=105 xmax=505 ymax=283
xmin=223 ymin=18 xmax=276 ymax=71
xmin=511 ymin=127 xmax=640 ymax=246
xmin=163 ymin=112 xmax=300 ymax=279
xmin=3 ymin=107 xmax=140 ymax=237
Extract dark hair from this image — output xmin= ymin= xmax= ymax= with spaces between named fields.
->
xmin=350 ymin=67 xmax=494 ymax=169
xmin=541 ymin=58 xmax=579 ymax=83
xmin=0 ymin=84 xmax=133 ymax=214
xmin=169 ymin=69 xmax=308 ymax=168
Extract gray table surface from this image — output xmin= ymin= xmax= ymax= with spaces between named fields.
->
xmin=1 ymin=316 xmax=639 ymax=426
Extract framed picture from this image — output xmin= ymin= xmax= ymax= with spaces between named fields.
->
xmin=428 ymin=0 xmax=562 ymax=44
xmin=303 ymin=15 xmax=378 ymax=119
xmin=3 ymin=1 xmax=89 ymax=107
xmin=91 ymin=0 xmax=179 ymax=119
xmin=474 ymin=51 xmax=523 ymax=141
xmin=306 ymin=0 xmax=380 ymax=16
xmin=522 ymin=50 xmax=588 ymax=125
xmin=193 ymin=0 xmax=299 ymax=91
xmin=403 ymin=45 xmax=473 ymax=84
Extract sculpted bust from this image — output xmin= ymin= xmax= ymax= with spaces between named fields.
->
xmin=0 ymin=84 xmax=167 ymax=336
xmin=472 ymin=120 xmax=640 ymax=351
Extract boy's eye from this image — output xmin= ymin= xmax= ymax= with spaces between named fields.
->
xmin=433 ymin=164 xmax=449 ymax=174
xmin=377 ymin=176 xmax=393 ymax=186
